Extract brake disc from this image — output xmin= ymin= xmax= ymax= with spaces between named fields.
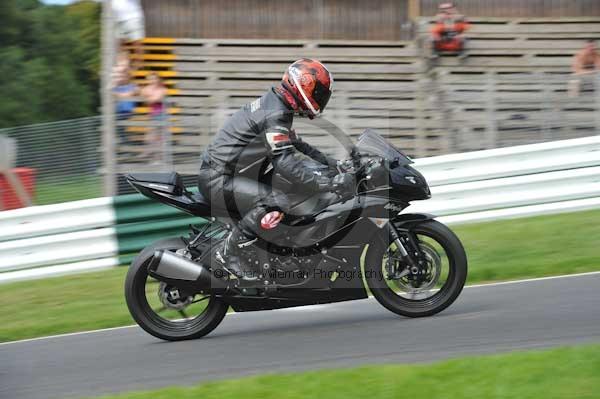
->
xmin=157 ymin=282 xmax=193 ymax=310
xmin=417 ymin=241 xmax=442 ymax=290
xmin=389 ymin=241 xmax=442 ymax=295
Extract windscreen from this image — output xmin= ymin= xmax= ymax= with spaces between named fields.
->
xmin=355 ymin=129 xmax=413 ymax=165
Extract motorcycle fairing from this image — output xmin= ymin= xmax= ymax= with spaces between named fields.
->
xmin=126 ymin=173 xmax=234 ymax=217
xmin=223 ymin=221 xmax=375 ymax=312
xmin=222 ymin=211 xmax=436 ymax=312
xmin=262 ymin=194 xmax=399 ymax=249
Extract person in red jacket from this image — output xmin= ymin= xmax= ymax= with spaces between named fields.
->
xmin=430 ymin=2 xmax=470 ymax=56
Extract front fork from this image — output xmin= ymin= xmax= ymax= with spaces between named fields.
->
xmin=388 ymin=226 xmax=428 ymax=284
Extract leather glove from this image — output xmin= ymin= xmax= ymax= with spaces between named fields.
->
xmin=336 ymin=159 xmax=355 ymax=173
xmin=330 ymin=173 xmax=354 ymax=197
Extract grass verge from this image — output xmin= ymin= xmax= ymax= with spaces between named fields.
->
xmin=92 ymin=344 xmax=600 ymax=399
xmin=453 ymin=208 xmax=600 ymax=282
xmin=35 ymin=175 xmax=102 ymax=205
xmin=0 ymin=267 xmax=129 ymax=342
xmin=1 ymin=208 xmax=600 ymax=342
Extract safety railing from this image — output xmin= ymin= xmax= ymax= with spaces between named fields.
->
xmin=1 ymin=135 xmax=599 ymax=283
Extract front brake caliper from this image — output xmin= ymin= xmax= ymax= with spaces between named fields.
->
xmin=395 ymin=231 xmax=429 ymax=286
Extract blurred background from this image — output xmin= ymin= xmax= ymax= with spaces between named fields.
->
xmin=1 ymin=2 xmax=600 ymax=398
xmin=1 ymin=0 xmax=600 ymax=286
xmin=2 ymin=0 xmax=600 ymax=207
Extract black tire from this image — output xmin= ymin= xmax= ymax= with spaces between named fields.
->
xmin=365 ymin=220 xmax=467 ymax=318
xmin=124 ymin=237 xmax=229 ymax=341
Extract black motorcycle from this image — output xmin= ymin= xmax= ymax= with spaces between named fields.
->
xmin=124 ymin=129 xmax=467 ymax=341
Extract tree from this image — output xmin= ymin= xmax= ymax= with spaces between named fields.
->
xmin=0 ymin=47 xmax=45 ymax=126
xmin=0 ymin=0 xmax=22 ymax=47
xmin=0 ymin=0 xmax=100 ymax=129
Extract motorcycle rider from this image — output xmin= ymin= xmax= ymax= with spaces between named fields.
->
xmin=198 ymin=59 xmax=353 ymax=280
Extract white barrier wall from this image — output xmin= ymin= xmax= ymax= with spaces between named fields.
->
xmin=0 ymin=197 xmax=115 ymax=241
xmin=409 ymin=135 xmax=600 ymax=219
xmin=1 ymin=135 xmax=599 ymax=283
xmin=0 ymin=198 xmax=119 ymax=282
xmin=413 ymin=135 xmax=600 ymax=185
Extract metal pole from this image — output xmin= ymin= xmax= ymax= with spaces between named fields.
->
xmin=414 ymin=77 xmax=424 ymax=157
xmin=101 ymin=0 xmax=116 ymax=197
xmin=594 ymin=73 xmax=600 ymax=136
xmin=486 ymin=72 xmax=498 ymax=149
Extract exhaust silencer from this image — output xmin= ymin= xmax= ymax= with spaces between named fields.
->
xmin=147 ymin=250 xmax=228 ymax=293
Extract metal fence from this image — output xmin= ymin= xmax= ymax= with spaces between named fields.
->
xmin=0 ymin=116 xmax=103 ymax=207
xmin=114 ymin=107 xmax=178 ymax=194
xmin=431 ymin=72 xmax=600 ymax=153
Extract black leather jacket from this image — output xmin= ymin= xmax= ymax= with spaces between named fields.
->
xmin=201 ymin=88 xmax=335 ymax=190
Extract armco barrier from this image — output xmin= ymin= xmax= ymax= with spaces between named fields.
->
xmin=413 ymin=135 xmax=600 ymax=185
xmin=1 ymin=135 xmax=600 ymax=283
xmin=409 ymin=166 xmax=600 ymax=216
xmin=0 ymin=194 xmax=199 ymax=281
xmin=0 ymin=197 xmax=115 ymax=241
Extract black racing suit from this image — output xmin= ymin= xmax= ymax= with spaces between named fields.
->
xmin=198 ymin=87 xmax=336 ymax=241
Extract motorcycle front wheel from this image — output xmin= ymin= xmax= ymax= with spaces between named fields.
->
xmin=124 ymin=237 xmax=229 ymax=341
xmin=364 ymin=220 xmax=467 ymax=318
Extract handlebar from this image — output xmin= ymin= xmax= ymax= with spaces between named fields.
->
xmin=349 ymin=146 xmax=362 ymax=175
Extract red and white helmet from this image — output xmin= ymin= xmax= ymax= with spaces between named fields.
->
xmin=281 ymin=59 xmax=333 ymax=118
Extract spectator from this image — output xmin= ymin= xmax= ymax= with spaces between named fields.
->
xmin=111 ymin=51 xmax=131 ymax=84
xmin=430 ymin=2 xmax=470 ymax=58
xmin=572 ymin=40 xmax=600 ymax=75
xmin=112 ymin=61 xmax=138 ymax=144
xmin=140 ymin=72 xmax=168 ymax=162
xmin=113 ymin=0 xmax=145 ymax=67
xmin=569 ymin=40 xmax=600 ymax=97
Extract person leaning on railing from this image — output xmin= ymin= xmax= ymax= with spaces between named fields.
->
xmin=112 ymin=54 xmax=138 ymax=145
xmin=430 ymin=2 xmax=470 ymax=59
xmin=569 ymin=40 xmax=600 ymax=97
xmin=140 ymin=72 xmax=167 ymax=163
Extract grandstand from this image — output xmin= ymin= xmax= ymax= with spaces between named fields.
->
xmin=420 ymin=17 xmax=600 ymax=151
xmin=122 ymin=38 xmax=427 ymax=173
xmin=115 ymin=1 xmax=600 ymax=179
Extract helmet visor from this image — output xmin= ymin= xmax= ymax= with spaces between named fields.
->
xmin=313 ymin=79 xmax=332 ymax=113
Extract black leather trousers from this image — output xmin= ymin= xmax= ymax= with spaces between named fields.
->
xmin=197 ymin=168 xmax=289 ymax=239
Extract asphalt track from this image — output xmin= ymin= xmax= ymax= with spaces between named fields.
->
xmin=2 ymin=272 xmax=600 ymax=399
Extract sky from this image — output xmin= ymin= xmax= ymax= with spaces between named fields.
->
xmin=42 ymin=0 xmax=80 ymax=4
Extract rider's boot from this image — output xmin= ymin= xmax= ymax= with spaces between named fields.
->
xmin=217 ymin=226 xmax=258 ymax=281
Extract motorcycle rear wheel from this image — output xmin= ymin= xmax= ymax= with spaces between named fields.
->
xmin=124 ymin=237 xmax=229 ymax=341
xmin=365 ymin=220 xmax=467 ymax=318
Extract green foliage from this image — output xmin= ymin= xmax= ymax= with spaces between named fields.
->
xmin=0 ymin=47 xmax=44 ymax=126
xmin=0 ymin=1 xmax=22 ymax=45
xmin=0 ymin=0 xmax=100 ymax=128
